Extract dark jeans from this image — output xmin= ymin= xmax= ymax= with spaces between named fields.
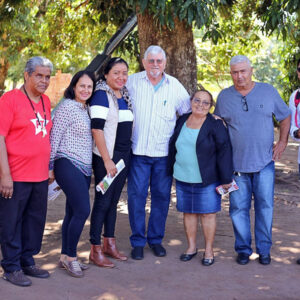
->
xmin=0 ymin=180 xmax=48 ymax=273
xmin=127 ymin=155 xmax=172 ymax=247
xmin=54 ymin=158 xmax=91 ymax=257
xmin=89 ymin=151 xmax=130 ymax=245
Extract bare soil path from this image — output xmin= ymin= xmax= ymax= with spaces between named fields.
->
xmin=1 ymin=132 xmax=300 ymax=300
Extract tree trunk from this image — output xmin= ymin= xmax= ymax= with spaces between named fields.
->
xmin=0 ymin=58 xmax=9 ymax=96
xmin=137 ymin=11 xmax=197 ymax=94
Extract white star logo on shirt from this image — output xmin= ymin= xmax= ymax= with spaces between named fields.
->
xmin=31 ymin=112 xmax=48 ymax=138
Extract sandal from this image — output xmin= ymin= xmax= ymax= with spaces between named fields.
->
xmin=201 ymin=253 xmax=214 ymax=266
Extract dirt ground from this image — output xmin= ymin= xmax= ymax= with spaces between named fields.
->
xmin=1 ymin=131 xmax=300 ymax=300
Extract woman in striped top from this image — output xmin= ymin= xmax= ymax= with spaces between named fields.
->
xmin=89 ymin=57 xmax=133 ymax=268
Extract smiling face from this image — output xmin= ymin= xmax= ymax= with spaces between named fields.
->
xmin=142 ymin=52 xmax=166 ymax=81
xmin=73 ymin=74 xmax=94 ymax=104
xmin=105 ymin=62 xmax=128 ymax=93
xmin=230 ymin=61 xmax=253 ymax=91
xmin=297 ymin=62 xmax=300 ymax=80
xmin=191 ymin=91 xmax=212 ymax=117
xmin=24 ymin=66 xmax=51 ymax=96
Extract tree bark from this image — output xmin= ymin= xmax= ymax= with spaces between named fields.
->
xmin=0 ymin=58 xmax=9 ymax=96
xmin=137 ymin=11 xmax=197 ymax=94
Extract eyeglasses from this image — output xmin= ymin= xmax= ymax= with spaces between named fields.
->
xmin=147 ymin=59 xmax=164 ymax=65
xmin=297 ymin=67 xmax=300 ymax=72
xmin=192 ymin=98 xmax=211 ymax=107
xmin=241 ymin=96 xmax=248 ymax=111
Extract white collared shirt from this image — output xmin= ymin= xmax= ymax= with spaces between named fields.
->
xmin=126 ymin=71 xmax=190 ymax=157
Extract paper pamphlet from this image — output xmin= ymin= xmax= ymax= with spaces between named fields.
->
xmin=96 ymin=159 xmax=125 ymax=194
xmin=216 ymin=179 xmax=239 ymax=195
xmin=48 ymin=180 xmax=62 ymax=201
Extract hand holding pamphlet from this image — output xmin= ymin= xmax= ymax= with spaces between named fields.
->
xmin=48 ymin=180 xmax=62 ymax=201
xmin=216 ymin=179 xmax=239 ymax=195
xmin=96 ymin=159 xmax=125 ymax=194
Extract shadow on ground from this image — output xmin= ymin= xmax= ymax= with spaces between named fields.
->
xmin=1 ymin=133 xmax=300 ymax=300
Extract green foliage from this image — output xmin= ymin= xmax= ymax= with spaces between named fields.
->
xmin=257 ymin=0 xmax=300 ymax=37
xmin=255 ymin=0 xmax=300 ymax=98
xmin=33 ymin=0 xmax=108 ymax=73
xmin=195 ymin=0 xmax=263 ymax=92
xmin=0 ymin=0 xmax=39 ymax=90
xmin=1 ymin=0 xmax=299 ymax=100
xmin=195 ymin=0 xmax=300 ymax=102
xmin=0 ymin=0 xmax=139 ymax=86
xmin=0 ymin=0 xmax=24 ymax=21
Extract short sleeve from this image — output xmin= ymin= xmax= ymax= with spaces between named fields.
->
xmin=272 ymin=87 xmax=290 ymax=122
xmin=0 ymin=92 xmax=14 ymax=137
xmin=89 ymin=90 xmax=109 ymax=130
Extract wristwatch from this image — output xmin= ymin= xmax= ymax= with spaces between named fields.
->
xmin=294 ymin=130 xmax=299 ymax=138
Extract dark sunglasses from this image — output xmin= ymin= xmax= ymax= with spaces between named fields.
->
xmin=241 ymin=96 xmax=248 ymax=111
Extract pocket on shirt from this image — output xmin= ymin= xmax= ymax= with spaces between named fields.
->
xmin=157 ymin=102 xmax=175 ymax=121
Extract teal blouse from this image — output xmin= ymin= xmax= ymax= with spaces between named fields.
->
xmin=173 ymin=122 xmax=202 ymax=183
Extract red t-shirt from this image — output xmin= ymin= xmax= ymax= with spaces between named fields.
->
xmin=0 ymin=89 xmax=52 ymax=181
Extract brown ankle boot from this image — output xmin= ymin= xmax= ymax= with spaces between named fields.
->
xmin=89 ymin=245 xmax=115 ymax=268
xmin=103 ymin=237 xmax=128 ymax=261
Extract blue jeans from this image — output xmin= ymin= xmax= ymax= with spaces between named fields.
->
xmin=127 ymin=155 xmax=172 ymax=247
xmin=230 ymin=161 xmax=275 ymax=256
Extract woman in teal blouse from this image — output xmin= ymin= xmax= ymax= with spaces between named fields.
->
xmin=168 ymin=89 xmax=233 ymax=266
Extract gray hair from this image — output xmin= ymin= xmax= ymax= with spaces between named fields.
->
xmin=25 ymin=56 xmax=53 ymax=75
xmin=144 ymin=45 xmax=166 ymax=60
xmin=230 ymin=55 xmax=252 ymax=67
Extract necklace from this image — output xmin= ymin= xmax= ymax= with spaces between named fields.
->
xmin=23 ymin=86 xmax=47 ymax=128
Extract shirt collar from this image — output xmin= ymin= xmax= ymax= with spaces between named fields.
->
xmin=142 ymin=71 xmax=170 ymax=85
xmin=66 ymin=98 xmax=87 ymax=110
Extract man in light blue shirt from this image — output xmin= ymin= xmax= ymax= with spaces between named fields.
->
xmin=215 ymin=55 xmax=290 ymax=265
xmin=126 ymin=45 xmax=190 ymax=260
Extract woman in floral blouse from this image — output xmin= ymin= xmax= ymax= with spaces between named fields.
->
xmin=49 ymin=70 xmax=96 ymax=278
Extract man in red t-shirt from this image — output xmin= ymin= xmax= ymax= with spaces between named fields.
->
xmin=0 ymin=56 xmax=53 ymax=287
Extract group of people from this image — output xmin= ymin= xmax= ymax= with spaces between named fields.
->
xmin=0 ymin=44 xmax=297 ymax=287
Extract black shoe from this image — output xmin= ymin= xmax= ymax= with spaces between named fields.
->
xmin=202 ymin=255 xmax=215 ymax=266
xmin=3 ymin=270 xmax=32 ymax=287
xmin=22 ymin=265 xmax=50 ymax=278
xmin=236 ymin=253 xmax=250 ymax=265
xmin=180 ymin=251 xmax=197 ymax=262
xmin=131 ymin=247 xmax=144 ymax=260
xmin=258 ymin=254 xmax=271 ymax=265
xmin=297 ymin=258 xmax=300 ymax=265
xmin=149 ymin=244 xmax=166 ymax=257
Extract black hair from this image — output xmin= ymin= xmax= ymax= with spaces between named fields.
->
xmin=297 ymin=58 xmax=300 ymax=68
xmin=64 ymin=70 xmax=96 ymax=102
xmin=100 ymin=57 xmax=129 ymax=80
xmin=190 ymin=89 xmax=216 ymax=107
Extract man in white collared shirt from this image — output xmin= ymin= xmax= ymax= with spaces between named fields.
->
xmin=126 ymin=45 xmax=190 ymax=260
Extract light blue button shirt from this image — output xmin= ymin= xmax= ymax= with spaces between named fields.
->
xmin=173 ymin=122 xmax=202 ymax=183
